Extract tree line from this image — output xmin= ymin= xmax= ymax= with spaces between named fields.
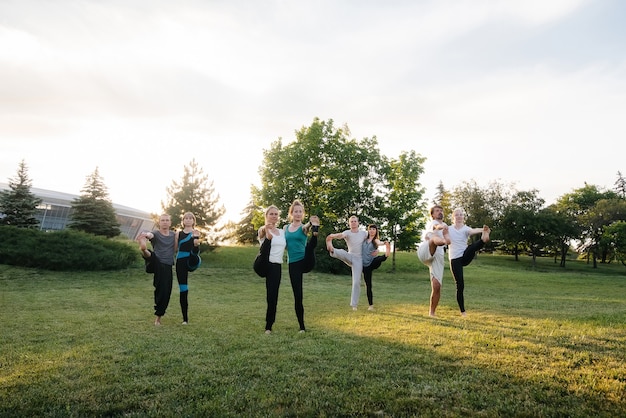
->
xmin=229 ymin=118 xmax=626 ymax=271
xmin=2 ymin=118 xmax=626 ymax=272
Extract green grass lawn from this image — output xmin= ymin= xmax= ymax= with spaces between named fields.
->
xmin=1 ymin=247 xmax=625 ymax=417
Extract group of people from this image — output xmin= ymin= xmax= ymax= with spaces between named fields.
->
xmin=325 ymin=215 xmax=391 ymax=311
xmin=138 ymin=203 xmax=489 ymax=331
xmin=256 ymin=205 xmax=391 ymax=334
xmin=417 ymin=205 xmax=491 ymax=317
xmin=256 ymin=200 xmax=319 ymax=333
xmin=137 ymin=212 xmax=201 ymax=326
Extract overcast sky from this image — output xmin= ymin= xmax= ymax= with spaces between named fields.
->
xmin=1 ymin=0 xmax=625 ymax=223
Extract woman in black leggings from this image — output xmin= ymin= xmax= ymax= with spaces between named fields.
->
xmin=448 ymin=208 xmax=491 ymax=316
xmin=361 ymin=224 xmax=390 ymax=311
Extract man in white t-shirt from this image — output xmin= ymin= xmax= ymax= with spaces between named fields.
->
xmin=326 ymin=215 xmax=369 ymax=310
xmin=417 ymin=205 xmax=451 ymax=317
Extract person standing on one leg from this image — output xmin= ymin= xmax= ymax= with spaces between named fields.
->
xmin=137 ymin=214 xmax=178 ymax=326
xmin=448 ymin=207 xmax=491 ymax=316
xmin=175 ymin=212 xmax=201 ymax=325
xmin=361 ymin=224 xmax=390 ymax=311
xmin=416 ymin=205 xmax=451 ymax=317
xmin=326 ymin=215 xmax=368 ymax=310
xmin=283 ymin=199 xmax=319 ymax=333
xmin=257 ymin=205 xmax=286 ymax=335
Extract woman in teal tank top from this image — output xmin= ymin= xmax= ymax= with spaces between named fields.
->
xmin=284 ymin=199 xmax=319 ymax=332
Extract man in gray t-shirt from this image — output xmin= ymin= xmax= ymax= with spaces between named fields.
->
xmin=138 ymin=214 xmax=177 ymax=326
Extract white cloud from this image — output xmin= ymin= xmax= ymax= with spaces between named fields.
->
xmin=0 ymin=0 xmax=623 ymax=222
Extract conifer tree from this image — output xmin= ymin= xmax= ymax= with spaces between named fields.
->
xmin=0 ymin=159 xmax=42 ymax=228
xmin=69 ymin=167 xmax=121 ymax=238
xmin=232 ymin=199 xmax=261 ymax=245
xmin=162 ymin=159 xmax=225 ymax=244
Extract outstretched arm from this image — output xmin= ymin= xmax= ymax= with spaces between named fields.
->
xmin=468 ymin=227 xmax=483 ymax=236
xmin=325 ymin=232 xmax=344 ymax=242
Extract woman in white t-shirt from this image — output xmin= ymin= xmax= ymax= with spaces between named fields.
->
xmin=257 ymin=205 xmax=286 ymax=334
xmin=448 ymin=207 xmax=491 ymax=316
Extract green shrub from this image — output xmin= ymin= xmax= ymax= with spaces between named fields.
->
xmin=0 ymin=226 xmax=138 ymax=270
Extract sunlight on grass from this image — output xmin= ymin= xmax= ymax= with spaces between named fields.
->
xmin=1 ymin=250 xmax=625 ymax=417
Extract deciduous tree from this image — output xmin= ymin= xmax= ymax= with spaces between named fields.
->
xmin=614 ymin=171 xmax=626 ymax=199
xmin=558 ymin=184 xmax=618 ymax=267
xmin=381 ymin=151 xmax=426 ymax=264
xmin=603 ymin=221 xmax=626 ymax=267
xmin=253 ymin=118 xmax=428 ymax=273
xmin=255 ymin=118 xmax=383 ymax=230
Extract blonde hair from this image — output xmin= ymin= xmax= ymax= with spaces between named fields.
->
xmin=288 ymin=200 xmax=305 ymax=221
xmin=264 ymin=205 xmax=280 ymax=219
xmin=452 ymin=207 xmax=465 ymax=221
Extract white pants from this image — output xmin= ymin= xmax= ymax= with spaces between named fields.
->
xmin=417 ymin=242 xmax=444 ymax=284
xmin=330 ymin=248 xmax=363 ymax=307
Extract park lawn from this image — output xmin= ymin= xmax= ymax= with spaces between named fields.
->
xmin=0 ymin=247 xmax=625 ymax=417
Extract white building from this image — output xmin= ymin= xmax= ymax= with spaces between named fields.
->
xmin=0 ymin=183 xmax=154 ymax=240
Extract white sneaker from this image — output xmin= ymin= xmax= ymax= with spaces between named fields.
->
xmin=368 ymin=306 xmax=374 ymax=311
xmin=352 ymin=306 xmax=358 ymax=311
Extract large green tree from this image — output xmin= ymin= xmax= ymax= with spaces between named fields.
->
xmin=542 ymin=204 xmax=579 ymax=267
xmin=162 ymin=159 xmax=225 ymax=245
xmin=251 ymin=118 xmax=427 ymax=273
xmin=450 ymin=179 xmax=515 ymax=229
xmin=381 ymin=151 xmax=426 ymax=260
xmin=69 ymin=168 xmax=121 ymax=238
xmin=557 ymin=184 xmax=618 ymax=267
xmin=0 ymin=160 xmax=42 ymax=228
xmin=581 ymin=198 xmax=626 ymax=265
xmin=497 ymin=190 xmax=545 ymax=262
xmin=253 ymin=118 xmax=385 ymax=230
xmin=603 ymin=220 xmax=626 ymax=267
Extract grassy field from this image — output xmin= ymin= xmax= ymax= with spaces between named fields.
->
xmin=1 ymin=246 xmax=625 ymax=417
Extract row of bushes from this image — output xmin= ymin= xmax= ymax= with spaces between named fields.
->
xmin=0 ymin=226 xmax=139 ymax=271
xmin=0 ymin=225 xmax=347 ymax=273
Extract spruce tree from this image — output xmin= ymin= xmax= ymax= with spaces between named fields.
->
xmin=232 ymin=199 xmax=261 ymax=244
xmin=0 ymin=159 xmax=42 ymax=228
xmin=69 ymin=167 xmax=121 ymax=238
xmin=162 ymin=159 xmax=225 ymax=244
